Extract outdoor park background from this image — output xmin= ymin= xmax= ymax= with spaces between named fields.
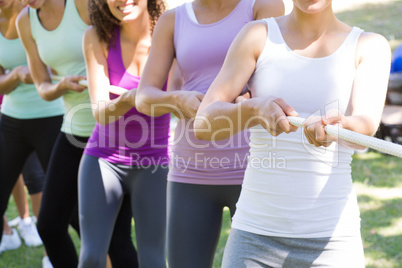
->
xmin=1 ymin=0 xmax=402 ymax=267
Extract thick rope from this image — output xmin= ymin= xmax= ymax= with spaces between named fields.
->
xmin=287 ymin=116 xmax=402 ymax=158
xmin=51 ymin=75 xmax=88 ymax=87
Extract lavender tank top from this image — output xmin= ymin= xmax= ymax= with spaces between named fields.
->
xmin=169 ymin=0 xmax=254 ymax=185
xmin=84 ymin=27 xmax=170 ymax=166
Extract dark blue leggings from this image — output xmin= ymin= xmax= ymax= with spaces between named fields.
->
xmin=78 ymin=155 xmax=168 ymax=268
xmin=167 ymin=182 xmax=242 ymax=268
xmin=37 ymin=132 xmax=137 ymax=268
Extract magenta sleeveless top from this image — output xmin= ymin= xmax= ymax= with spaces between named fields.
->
xmin=85 ymin=27 xmax=170 ymax=166
xmin=169 ymin=0 xmax=254 ymax=185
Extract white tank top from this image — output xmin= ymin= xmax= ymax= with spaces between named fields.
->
xmin=232 ymin=18 xmax=364 ymax=238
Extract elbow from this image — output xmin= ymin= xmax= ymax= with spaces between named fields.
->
xmin=92 ymin=110 xmax=110 ymax=126
xmin=135 ymin=93 xmax=152 ymax=116
xmin=40 ymin=93 xmax=55 ymax=102
xmin=194 ymin=131 xmax=211 ymax=141
xmin=193 ymin=116 xmax=213 ymax=141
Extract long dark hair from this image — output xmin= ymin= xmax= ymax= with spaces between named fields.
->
xmin=88 ymin=0 xmax=165 ymax=48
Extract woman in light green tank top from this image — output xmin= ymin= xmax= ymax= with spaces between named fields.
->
xmin=16 ymin=0 xmax=136 ymax=267
xmin=0 ymin=1 xmax=64 ymax=266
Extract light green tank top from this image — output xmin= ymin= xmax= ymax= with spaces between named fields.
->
xmin=0 ymin=33 xmax=64 ymax=119
xmin=29 ymin=0 xmax=95 ymax=137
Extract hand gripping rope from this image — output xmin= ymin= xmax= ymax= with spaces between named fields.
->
xmin=287 ymin=116 xmax=402 ymax=158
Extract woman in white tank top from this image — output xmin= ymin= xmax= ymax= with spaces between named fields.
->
xmin=195 ymin=0 xmax=390 ymax=267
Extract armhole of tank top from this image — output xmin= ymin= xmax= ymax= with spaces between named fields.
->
xmin=28 ymin=7 xmax=37 ymax=41
xmin=69 ymin=0 xmax=88 ymax=29
xmin=350 ymin=28 xmax=364 ymax=70
xmin=185 ymin=2 xmax=198 ymax=24
xmin=255 ymin=19 xmax=270 ymax=68
xmin=173 ymin=7 xmax=180 ymax=53
xmin=251 ymin=0 xmax=257 ymax=19
xmin=252 ymin=0 xmax=256 ymax=8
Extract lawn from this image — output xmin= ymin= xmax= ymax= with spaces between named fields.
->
xmin=1 ymin=1 xmax=402 ymax=267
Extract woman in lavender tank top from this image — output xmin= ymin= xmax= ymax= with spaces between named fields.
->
xmin=135 ymin=0 xmax=284 ymax=267
xmin=78 ymin=0 xmax=170 ymax=267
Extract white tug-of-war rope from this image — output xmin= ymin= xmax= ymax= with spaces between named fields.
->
xmin=287 ymin=116 xmax=402 ymax=158
xmin=51 ymin=75 xmax=88 ymax=87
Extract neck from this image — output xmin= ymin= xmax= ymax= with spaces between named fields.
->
xmin=0 ymin=2 xmax=24 ymax=20
xmin=288 ymin=4 xmax=337 ymax=38
xmin=39 ymin=0 xmax=63 ymax=14
xmin=120 ymin=12 xmax=151 ymax=43
xmin=194 ymin=0 xmax=237 ymax=9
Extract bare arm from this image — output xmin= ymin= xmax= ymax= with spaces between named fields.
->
xmin=253 ymin=0 xmax=285 ymax=20
xmin=304 ymin=33 xmax=391 ymax=149
xmin=0 ymin=65 xmax=33 ymax=95
xmin=83 ymin=27 xmax=133 ymax=125
xmin=135 ymin=10 xmax=203 ymax=119
xmin=16 ymin=8 xmax=86 ymax=101
xmin=195 ymin=21 xmax=298 ymax=141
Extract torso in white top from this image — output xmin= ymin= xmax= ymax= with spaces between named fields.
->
xmin=232 ymin=17 xmax=364 ymax=238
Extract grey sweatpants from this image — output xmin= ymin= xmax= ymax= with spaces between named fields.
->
xmin=222 ymin=228 xmax=365 ymax=268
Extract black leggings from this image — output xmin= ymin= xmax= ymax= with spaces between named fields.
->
xmin=37 ymin=132 xmax=137 ymax=268
xmin=78 ymin=155 xmax=168 ymax=268
xmin=167 ymin=181 xmax=242 ymax=268
xmin=0 ymin=114 xmax=63 ymax=242
xmin=22 ymin=152 xmax=45 ymax=195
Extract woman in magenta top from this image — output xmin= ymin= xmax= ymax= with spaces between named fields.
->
xmin=78 ymin=0 xmax=170 ymax=267
xmin=135 ymin=0 xmax=284 ymax=266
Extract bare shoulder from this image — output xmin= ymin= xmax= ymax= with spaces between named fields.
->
xmin=231 ymin=20 xmax=268 ymax=60
xmin=155 ymin=9 xmax=175 ymax=32
xmin=83 ymin=26 xmax=108 ymax=55
xmin=254 ymin=0 xmax=285 ymax=19
xmin=16 ymin=6 xmax=29 ymax=26
xmin=83 ymin=26 xmax=98 ymax=41
xmin=240 ymin=20 xmax=269 ymax=44
xmin=356 ymin=32 xmax=391 ymax=61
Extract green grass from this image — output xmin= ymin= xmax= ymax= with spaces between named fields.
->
xmin=335 ymin=1 xmax=402 ymax=51
xmin=1 ymin=152 xmax=401 ymax=267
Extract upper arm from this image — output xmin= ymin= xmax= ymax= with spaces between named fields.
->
xmin=82 ymin=26 xmax=110 ymax=106
xmin=75 ymin=0 xmax=90 ymax=25
xmin=137 ymin=10 xmax=176 ymax=94
xmin=348 ymin=32 xmax=391 ymax=130
xmin=16 ymin=8 xmax=51 ymax=88
xmin=253 ymin=0 xmax=285 ymax=20
xmin=199 ymin=21 xmax=267 ymax=110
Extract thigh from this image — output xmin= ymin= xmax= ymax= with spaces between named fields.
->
xmin=223 ymin=229 xmax=365 ymax=268
xmin=109 ymin=195 xmax=139 ymax=268
xmin=306 ymin=236 xmax=365 ymax=268
xmin=78 ymin=155 xmax=125 ymax=265
xmin=0 ymin=115 xmax=32 ymax=215
xmin=127 ymin=166 xmax=168 ymax=268
xmin=222 ymin=229 xmax=288 ymax=268
xmin=167 ymin=182 xmax=225 ymax=268
xmin=39 ymin=133 xmax=88 ymax=228
xmin=218 ymin=184 xmax=242 ymax=218
xmin=24 ymin=115 xmax=63 ymax=172
xmin=22 ymin=152 xmax=45 ymax=195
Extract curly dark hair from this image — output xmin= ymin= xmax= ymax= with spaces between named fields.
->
xmin=88 ymin=0 xmax=165 ymax=48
